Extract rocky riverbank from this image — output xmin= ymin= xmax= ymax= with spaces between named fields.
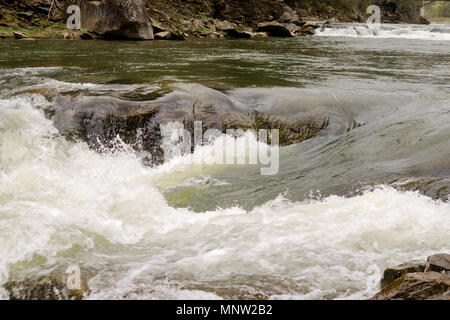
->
xmin=0 ymin=0 xmax=430 ymax=41
xmin=0 ymin=0 xmax=323 ymax=40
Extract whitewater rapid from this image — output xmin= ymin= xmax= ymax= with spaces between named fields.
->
xmin=0 ymin=95 xmax=449 ymax=299
xmin=316 ymin=23 xmax=450 ymax=41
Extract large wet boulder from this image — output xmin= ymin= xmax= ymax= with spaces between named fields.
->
xmin=256 ymin=21 xmax=294 ymax=37
xmin=53 ymin=95 xmax=161 ymax=159
xmin=391 ymin=177 xmax=450 ymax=201
xmin=380 ymin=260 xmax=426 ymax=289
xmin=48 ymin=85 xmax=330 ymax=164
xmin=371 ymin=272 xmax=450 ymax=300
xmin=71 ymin=0 xmax=154 ymax=40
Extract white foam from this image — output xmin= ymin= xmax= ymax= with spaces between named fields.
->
xmin=0 ymin=67 xmax=63 ymax=77
xmin=13 ymin=79 xmax=160 ymax=96
xmin=316 ymin=24 xmax=450 ymax=41
xmin=0 ymin=96 xmax=449 ymax=300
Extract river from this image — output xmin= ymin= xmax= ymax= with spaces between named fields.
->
xmin=0 ymin=23 xmax=449 ymax=300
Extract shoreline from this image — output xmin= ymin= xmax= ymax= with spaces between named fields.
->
xmin=0 ymin=0 xmax=438 ymax=42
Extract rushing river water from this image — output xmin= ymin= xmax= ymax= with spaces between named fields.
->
xmin=0 ymin=24 xmax=449 ymax=300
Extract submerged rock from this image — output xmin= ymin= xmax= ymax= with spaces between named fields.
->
xmin=72 ymin=0 xmax=154 ymax=40
xmin=347 ymin=176 xmax=450 ymax=203
xmin=391 ymin=177 xmax=450 ymax=201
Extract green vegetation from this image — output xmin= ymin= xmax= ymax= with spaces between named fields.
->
xmin=0 ymin=0 xmax=434 ymax=40
xmin=0 ymin=22 xmax=68 ymax=38
xmin=428 ymin=2 xmax=450 ymax=18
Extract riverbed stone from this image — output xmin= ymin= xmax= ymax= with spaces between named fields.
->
xmin=349 ymin=175 xmax=450 ymax=203
xmin=380 ymin=260 xmax=426 ymax=289
xmin=425 ymin=254 xmax=450 ymax=274
xmin=71 ymin=0 xmax=154 ymax=40
xmin=371 ymin=272 xmax=450 ymax=300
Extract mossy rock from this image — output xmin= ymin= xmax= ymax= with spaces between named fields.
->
xmin=371 ymin=272 xmax=450 ymax=300
xmin=5 ymin=274 xmax=90 ymax=300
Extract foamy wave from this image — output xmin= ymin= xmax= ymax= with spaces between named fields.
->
xmin=12 ymin=79 xmax=160 ymax=96
xmin=316 ymin=24 xmax=450 ymax=41
xmin=0 ymin=67 xmax=63 ymax=77
xmin=0 ymin=95 xmax=449 ymax=300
